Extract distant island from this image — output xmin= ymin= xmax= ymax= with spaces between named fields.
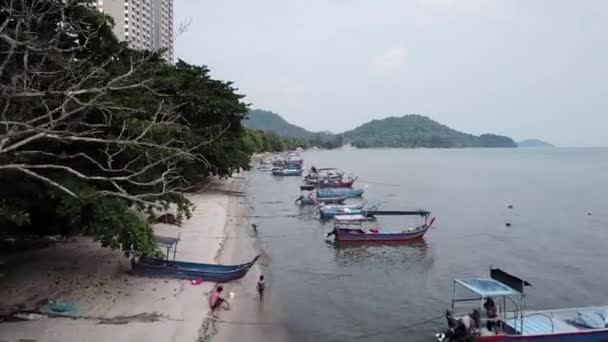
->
xmin=518 ymin=139 xmax=554 ymax=148
xmin=244 ymin=110 xmax=518 ymax=149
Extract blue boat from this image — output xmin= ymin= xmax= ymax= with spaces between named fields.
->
xmin=317 ymin=187 xmax=365 ymax=198
xmin=436 ymin=269 xmax=608 ymax=342
xmin=131 ymin=255 xmax=260 ymax=283
xmin=272 ymin=168 xmax=303 ymax=176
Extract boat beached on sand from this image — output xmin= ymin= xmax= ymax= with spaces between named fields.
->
xmin=131 ymin=254 xmax=259 ymax=283
xmin=436 ymin=269 xmax=608 ymax=342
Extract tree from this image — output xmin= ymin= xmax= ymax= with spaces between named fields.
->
xmin=0 ymin=0 xmax=251 ymax=254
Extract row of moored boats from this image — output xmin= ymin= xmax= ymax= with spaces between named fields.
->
xmin=259 ymin=153 xmax=436 ymax=243
xmin=259 ymin=151 xmax=608 ymax=342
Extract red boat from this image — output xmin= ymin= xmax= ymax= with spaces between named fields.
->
xmin=326 ymin=210 xmax=435 ymax=243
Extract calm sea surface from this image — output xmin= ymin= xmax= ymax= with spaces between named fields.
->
xmin=246 ymin=148 xmax=608 ymax=342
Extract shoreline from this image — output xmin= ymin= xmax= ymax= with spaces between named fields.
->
xmin=0 ymin=176 xmax=274 ymax=342
xmin=210 ymin=171 xmax=292 ymax=342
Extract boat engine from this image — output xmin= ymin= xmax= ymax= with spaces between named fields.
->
xmin=435 ymin=310 xmax=476 ymax=342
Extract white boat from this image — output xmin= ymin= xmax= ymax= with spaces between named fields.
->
xmin=337 ymin=144 xmax=357 ymax=150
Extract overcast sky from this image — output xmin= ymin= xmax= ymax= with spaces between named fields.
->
xmin=175 ymin=0 xmax=608 ymax=147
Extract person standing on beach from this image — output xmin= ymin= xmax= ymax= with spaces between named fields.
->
xmin=257 ymin=275 xmax=266 ymax=300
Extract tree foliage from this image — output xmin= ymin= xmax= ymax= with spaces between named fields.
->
xmin=0 ymin=0 xmax=253 ymax=255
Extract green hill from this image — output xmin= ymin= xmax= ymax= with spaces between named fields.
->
xmin=518 ymin=139 xmax=554 ymax=147
xmin=243 ymin=110 xmax=517 ymax=149
xmin=343 ymin=115 xmax=517 ymax=148
xmin=244 ymin=109 xmax=316 ymax=139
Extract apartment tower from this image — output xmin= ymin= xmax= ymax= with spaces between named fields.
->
xmin=96 ymin=0 xmax=173 ymax=61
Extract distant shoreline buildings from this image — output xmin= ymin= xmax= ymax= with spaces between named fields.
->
xmin=95 ymin=0 xmax=173 ymax=61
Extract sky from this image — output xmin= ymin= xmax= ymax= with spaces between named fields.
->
xmin=175 ymin=0 xmax=608 ymax=147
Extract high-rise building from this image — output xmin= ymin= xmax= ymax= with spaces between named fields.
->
xmin=96 ymin=0 xmax=173 ymax=61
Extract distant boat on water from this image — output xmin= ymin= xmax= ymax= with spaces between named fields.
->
xmin=337 ymin=143 xmax=357 ymax=150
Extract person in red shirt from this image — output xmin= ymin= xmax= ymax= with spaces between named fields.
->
xmin=209 ymin=285 xmax=229 ymax=311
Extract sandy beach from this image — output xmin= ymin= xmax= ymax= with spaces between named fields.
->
xmin=0 ymin=175 xmax=284 ymax=342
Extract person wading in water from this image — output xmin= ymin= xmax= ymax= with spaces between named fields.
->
xmin=257 ymin=275 xmax=266 ymax=300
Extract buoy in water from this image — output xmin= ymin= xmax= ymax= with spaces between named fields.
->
xmin=508 ymin=204 xmax=513 ymax=209
xmin=505 ymin=223 xmax=512 ymax=227
xmin=588 ymin=212 xmax=592 ymax=216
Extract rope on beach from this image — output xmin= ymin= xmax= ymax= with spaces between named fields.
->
xmin=275 ymin=267 xmax=352 ymax=278
xmin=227 ymin=213 xmax=304 ymax=218
xmin=211 ymin=318 xmax=275 ymax=326
xmin=352 ymin=314 xmax=446 ymax=340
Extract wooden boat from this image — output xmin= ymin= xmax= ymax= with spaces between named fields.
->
xmin=131 ymin=255 xmax=260 ymax=282
xmin=437 ymin=269 xmax=608 ymax=342
xmin=296 ymin=195 xmax=346 ymax=206
xmin=272 ymin=168 xmax=303 ymax=176
xmin=310 ymin=177 xmax=357 ymax=188
xmin=273 ymin=159 xmax=303 ymax=168
xmin=317 ymin=187 xmax=365 ymax=198
xmin=319 ymin=204 xmax=377 ymax=219
xmin=301 ymin=178 xmax=356 ymax=190
xmin=305 ymin=168 xmax=345 ymax=182
xmin=326 ymin=210 xmax=435 ymax=242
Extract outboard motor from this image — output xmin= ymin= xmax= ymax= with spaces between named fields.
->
xmin=436 ymin=310 xmax=476 ymax=342
xmin=446 ymin=310 xmax=457 ymax=328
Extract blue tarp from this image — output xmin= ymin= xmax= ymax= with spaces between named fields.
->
xmin=455 ymin=278 xmax=520 ymax=297
xmin=39 ymin=299 xmax=80 ymax=318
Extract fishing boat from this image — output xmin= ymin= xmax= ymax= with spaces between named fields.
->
xmin=326 ymin=210 xmax=435 ymax=242
xmin=300 ymin=177 xmax=357 ymax=190
xmin=305 ymin=168 xmax=345 ymax=182
xmin=312 ymin=178 xmax=357 ymax=188
xmin=319 ymin=203 xmax=378 ymax=219
xmin=273 ymin=158 xmax=304 ymax=168
xmin=257 ymin=163 xmax=274 ymax=171
xmin=131 ymin=255 xmax=260 ymax=282
xmin=317 ymin=187 xmax=365 ymax=198
xmin=273 ymin=168 xmax=304 ymax=176
xmin=436 ymin=269 xmax=608 ymax=342
xmin=295 ymin=195 xmax=346 ymax=206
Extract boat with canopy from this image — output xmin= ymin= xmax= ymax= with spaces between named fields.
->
xmin=436 ymin=269 xmax=608 ymax=342
xmin=131 ymin=235 xmax=260 ymax=282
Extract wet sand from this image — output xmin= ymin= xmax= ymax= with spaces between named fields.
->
xmin=0 ymin=176 xmax=272 ymax=342
xmin=211 ymin=174 xmax=291 ymax=342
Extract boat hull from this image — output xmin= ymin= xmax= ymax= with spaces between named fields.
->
xmin=317 ymin=189 xmax=364 ymax=198
xmin=479 ymin=330 xmax=608 ymax=342
xmin=131 ymin=255 xmax=260 ymax=282
xmin=320 ymin=208 xmax=369 ymax=219
xmin=273 ymin=169 xmax=303 ymax=176
xmin=298 ymin=196 xmax=346 ymax=205
xmin=335 ymin=227 xmax=429 ymax=242
xmin=307 ymin=180 xmax=355 ymax=188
